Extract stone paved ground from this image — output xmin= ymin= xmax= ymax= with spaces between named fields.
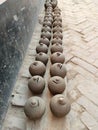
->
xmin=2 ymin=0 xmax=98 ymax=130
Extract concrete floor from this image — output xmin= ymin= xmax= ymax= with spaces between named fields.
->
xmin=2 ymin=0 xmax=98 ymax=129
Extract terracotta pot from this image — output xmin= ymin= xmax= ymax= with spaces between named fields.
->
xmin=41 ymin=30 xmax=51 ymax=40
xmin=24 ymin=97 xmax=46 ymax=120
xmin=36 ymin=43 xmax=48 ymax=54
xmin=53 ymin=25 xmax=62 ymax=33
xmin=51 ymin=43 xmax=63 ymax=53
xmin=41 ymin=25 xmax=51 ymax=33
xmin=28 ymin=76 xmax=45 ymax=94
xmin=50 ymin=94 xmax=71 ymax=117
xmin=48 ymin=76 xmax=66 ymax=95
xmin=36 ymin=52 xmax=48 ymax=65
xmin=50 ymin=63 xmax=67 ymax=78
xmin=50 ymin=52 xmax=65 ymax=64
xmin=53 ymin=21 xmax=62 ymax=28
xmin=39 ymin=36 xmax=50 ymax=46
xmin=53 ymin=31 xmax=63 ymax=39
xmin=52 ymin=36 xmax=62 ymax=45
xmin=29 ymin=61 xmax=46 ymax=77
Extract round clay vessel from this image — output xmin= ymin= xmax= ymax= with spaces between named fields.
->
xmin=43 ymin=20 xmax=52 ymax=28
xmin=53 ymin=25 xmax=62 ymax=33
xmin=29 ymin=61 xmax=46 ymax=76
xmin=52 ymin=36 xmax=62 ymax=45
xmin=24 ymin=97 xmax=46 ymax=120
xmin=51 ymin=43 xmax=63 ymax=53
xmin=50 ymin=94 xmax=71 ymax=117
xmin=35 ymin=52 xmax=48 ymax=65
xmin=28 ymin=76 xmax=45 ymax=94
xmin=53 ymin=31 xmax=63 ymax=39
xmin=36 ymin=43 xmax=48 ymax=54
xmin=48 ymin=76 xmax=66 ymax=95
xmin=53 ymin=21 xmax=62 ymax=28
xmin=41 ymin=30 xmax=51 ymax=40
xmin=50 ymin=52 xmax=65 ymax=64
xmin=39 ymin=36 xmax=50 ymax=46
xmin=50 ymin=63 xmax=67 ymax=78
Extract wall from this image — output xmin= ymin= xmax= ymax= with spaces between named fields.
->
xmin=0 ymin=0 xmax=44 ymax=127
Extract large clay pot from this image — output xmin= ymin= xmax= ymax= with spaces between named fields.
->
xmin=41 ymin=30 xmax=51 ymax=40
xmin=50 ymin=52 xmax=65 ymax=64
xmin=39 ymin=36 xmax=50 ymax=46
xmin=36 ymin=52 xmax=48 ymax=65
xmin=24 ymin=97 xmax=46 ymax=120
xmin=48 ymin=76 xmax=66 ymax=95
xmin=50 ymin=63 xmax=67 ymax=78
xmin=36 ymin=43 xmax=48 ymax=54
xmin=53 ymin=21 xmax=62 ymax=28
xmin=53 ymin=31 xmax=63 ymax=39
xmin=28 ymin=76 xmax=45 ymax=94
xmin=53 ymin=25 xmax=62 ymax=33
xmin=51 ymin=43 xmax=63 ymax=53
xmin=50 ymin=94 xmax=71 ymax=117
xmin=29 ymin=61 xmax=46 ymax=77
xmin=52 ymin=36 xmax=62 ymax=45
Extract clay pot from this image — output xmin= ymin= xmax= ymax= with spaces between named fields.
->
xmin=54 ymin=11 xmax=61 ymax=15
xmin=41 ymin=25 xmax=51 ymax=33
xmin=53 ymin=7 xmax=61 ymax=12
xmin=44 ymin=2 xmax=52 ymax=10
xmin=24 ymin=97 xmax=46 ymax=120
xmin=53 ymin=25 xmax=62 ymax=33
xmin=50 ymin=94 xmax=71 ymax=117
xmin=28 ymin=76 xmax=45 ymax=94
xmin=54 ymin=16 xmax=62 ymax=22
xmin=48 ymin=76 xmax=66 ymax=95
xmin=53 ymin=31 xmax=63 ymax=39
xmin=50 ymin=52 xmax=65 ymax=64
xmin=45 ymin=14 xmax=53 ymax=19
xmin=39 ymin=36 xmax=50 ymax=46
xmin=50 ymin=63 xmax=67 ymax=78
xmin=44 ymin=16 xmax=53 ymax=23
xmin=29 ymin=61 xmax=46 ymax=77
xmin=51 ymin=43 xmax=63 ymax=53
xmin=53 ymin=21 xmax=62 ymax=28
xmin=36 ymin=43 xmax=48 ymax=54
xmin=43 ymin=20 xmax=52 ymax=28
xmin=53 ymin=13 xmax=61 ymax=18
xmin=41 ymin=30 xmax=51 ymax=40
xmin=35 ymin=52 xmax=48 ymax=65
xmin=52 ymin=36 xmax=62 ymax=45
xmin=51 ymin=0 xmax=57 ymax=9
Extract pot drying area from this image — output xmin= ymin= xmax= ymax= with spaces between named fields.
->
xmin=2 ymin=0 xmax=98 ymax=129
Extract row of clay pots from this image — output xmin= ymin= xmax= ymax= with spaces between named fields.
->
xmin=24 ymin=1 xmax=71 ymax=120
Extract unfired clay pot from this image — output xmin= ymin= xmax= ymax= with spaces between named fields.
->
xmin=50 ymin=94 xmax=71 ymax=117
xmin=48 ymin=76 xmax=66 ymax=95
xmin=29 ymin=61 xmax=46 ymax=76
xmin=50 ymin=63 xmax=67 ymax=78
xmin=53 ymin=31 xmax=63 ymax=39
xmin=51 ymin=43 xmax=63 ymax=53
xmin=28 ymin=76 xmax=45 ymax=94
xmin=52 ymin=36 xmax=62 ymax=45
xmin=24 ymin=97 xmax=46 ymax=120
xmin=41 ymin=30 xmax=51 ymax=40
xmin=41 ymin=25 xmax=51 ymax=32
xmin=53 ymin=25 xmax=62 ymax=33
xmin=39 ymin=36 xmax=50 ymax=46
xmin=53 ymin=21 xmax=62 ymax=28
xmin=50 ymin=52 xmax=65 ymax=64
xmin=36 ymin=43 xmax=48 ymax=54
xmin=35 ymin=52 xmax=48 ymax=65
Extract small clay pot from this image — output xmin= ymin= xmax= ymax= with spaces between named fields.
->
xmin=51 ymin=43 xmax=63 ymax=53
xmin=39 ymin=36 xmax=50 ymax=46
xmin=24 ymin=97 xmax=46 ymax=120
xmin=50 ymin=52 xmax=65 ymax=64
xmin=53 ymin=31 xmax=63 ymax=39
xmin=48 ymin=76 xmax=66 ymax=95
xmin=43 ymin=20 xmax=52 ymax=28
xmin=53 ymin=21 xmax=62 ymax=28
xmin=53 ymin=25 xmax=62 ymax=33
xmin=41 ymin=30 xmax=51 ymax=40
xmin=36 ymin=43 xmax=48 ymax=54
xmin=29 ymin=61 xmax=46 ymax=77
xmin=50 ymin=94 xmax=71 ymax=117
xmin=50 ymin=63 xmax=67 ymax=78
xmin=28 ymin=76 xmax=45 ymax=94
xmin=35 ymin=52 xmax=48 ymax=65
xmin=52 ymin=36 xmax=62 ymax=45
